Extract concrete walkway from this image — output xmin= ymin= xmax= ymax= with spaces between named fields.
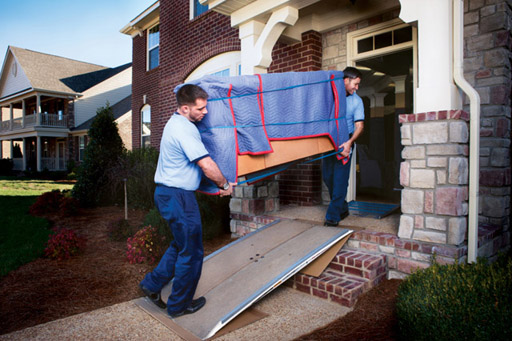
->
xmin=0 ymin=287 xmax=350 ymax=340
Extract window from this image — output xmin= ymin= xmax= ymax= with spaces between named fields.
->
xmin=185 ymin=51 xmax=241 ymax=81
xmin=355 ymin=26 xmax=412 ymax=55
xmin=141 ymin=105 xmax=151 ymax=148
xmin=191 ymin=0 xmax=208 ymax=19
xmin=148 ymin=24 xmax=159 ymax=70
xmin=79 ymin=136 xmax=86 ymax=161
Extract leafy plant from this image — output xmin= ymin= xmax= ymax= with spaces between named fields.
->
xmin=396 ymin=255 xmax=512 ymax=340
xmin=126 ymin=225 xmax=165 ymax=264
xmin=29 ymin=190 xmax=64 ymax=215
xmin=107 ymin=218 xmax=137 ymax=242
xmin=44 ymin=228 xmax=86 ymax=260
xmin=72 ymin=104 xmax=125 ymax=207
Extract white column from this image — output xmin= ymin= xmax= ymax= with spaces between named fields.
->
xmin=22 ymin=99 xmax=26 ymax=128
xmin=36 ymin=136 xmax=41 ymax=172
xmin=22 ymin=138 xmax=26 ymax=171
xmin=36 ymin=94 xmax=41 ymax=125
xmin=9 ymin=104 xmax=13 ymax=130
xmin=399 ymin=0 xmax=461 ymax=112
xmin=239 ymin=6 xmax=298 ymax=75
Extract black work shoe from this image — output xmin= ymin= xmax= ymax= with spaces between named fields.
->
xmin=139 ymin=283 xmax=166 ymax=309
xmin=168 ymin=296 xmax=206 ymax=319
xmin=324 ymin=220 xmax=338 ymax=226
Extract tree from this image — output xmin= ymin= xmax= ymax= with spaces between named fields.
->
xmin=72 ymin=104 xmax=125 ymax=206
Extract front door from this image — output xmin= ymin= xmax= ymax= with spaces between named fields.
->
xmin=347 ymin=21 xmax=417 ymax=204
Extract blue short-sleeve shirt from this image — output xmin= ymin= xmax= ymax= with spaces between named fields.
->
xmin=154 ymin=113 xmax=209 ymax=190
xmin=345 ymin=93 xmax=364 ymax=134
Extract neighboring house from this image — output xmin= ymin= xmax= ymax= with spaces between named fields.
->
xmin=0 ymin=46 xmax=132 ymax=171
xmin=122 ymin=0 xmax=510 ymax=277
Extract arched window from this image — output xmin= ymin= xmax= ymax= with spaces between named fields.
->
xmin=141 ymin=104 xmax=151 ymax=148
xmin=185 ymin=51 xmax=241 ymax=81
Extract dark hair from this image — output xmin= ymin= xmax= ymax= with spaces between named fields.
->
xmin=343 ymin=66 xmax=362 ymax=80
xmin=176 ymin=84 xmax=208 ymax=106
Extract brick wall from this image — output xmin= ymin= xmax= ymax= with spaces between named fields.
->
xmin=269 ymin=31 xmax=324 ymax=206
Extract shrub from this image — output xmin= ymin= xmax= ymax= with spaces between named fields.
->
xmin=59 ymin=196 xmax=80 ymax=216
xmin=0 ymin=158 xmax=13 ymax=175
xmin=29 ymin=190 xmax=64 ymax=215
xmin=143 ymin=207 xmax=172 ymax=243
xmin=107 ymin=218 xmax=137 ymax=242
xmin=108 ymin=147 xmax=159 ymax=209
xmin=44 ymin=228 xmax=86 ymax=260
xmin=126 ymin=225 xmax=165 ymax=265
xmin=396 ymin=255 xmax=512 ymax=340
xmin=72 ymin=104 xmax=125 ymax=207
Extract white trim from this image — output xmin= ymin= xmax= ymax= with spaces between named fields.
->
xmin=147 ymin=23 xmax=160 ymax=71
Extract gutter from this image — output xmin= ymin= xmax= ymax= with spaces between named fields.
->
xmin=452 ymin=0 xmax=480 ymax=263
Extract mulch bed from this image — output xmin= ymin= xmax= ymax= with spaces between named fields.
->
xmin=0 ymin=206 xmax=402 ymax=339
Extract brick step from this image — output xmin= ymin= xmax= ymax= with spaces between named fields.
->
xmin=287 ymin=250 xmax=387 ymax=307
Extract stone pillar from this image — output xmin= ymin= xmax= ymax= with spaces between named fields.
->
xmin=229 ymin=178 xmax=280 ymax=236
xmin=399 ymin=110 xmax=469 ymax=248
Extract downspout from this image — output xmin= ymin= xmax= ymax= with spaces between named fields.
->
xmin=453 ymin=0 xmax=480 ymax=263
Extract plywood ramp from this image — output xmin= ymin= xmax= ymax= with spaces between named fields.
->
xmin=136 ymin=219 xmax=352 ymax=340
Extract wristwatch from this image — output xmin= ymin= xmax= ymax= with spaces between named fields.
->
xmin=220 ymin=182 xmax=230 ymax=190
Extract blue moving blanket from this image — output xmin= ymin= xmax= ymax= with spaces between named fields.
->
xmin=178 ymin=70 xmax=348 ymax=194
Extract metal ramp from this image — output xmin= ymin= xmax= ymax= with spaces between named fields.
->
xmin=136 ymin=219 xmax=352 ymax=340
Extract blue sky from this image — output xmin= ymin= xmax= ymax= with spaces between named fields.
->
xmin=0 ymin=0 xmax=155 ymax=69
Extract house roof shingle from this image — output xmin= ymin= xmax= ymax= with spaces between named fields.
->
xmin=9 ymin=46 xmax=130 ymax=95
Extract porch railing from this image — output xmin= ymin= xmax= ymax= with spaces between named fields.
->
xmin=0 ymin=113 xmax=69 ymax=132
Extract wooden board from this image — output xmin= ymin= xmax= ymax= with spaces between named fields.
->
xmin=238 ymin=136 xmax=335 ymax=176
xmin=136 ymin=219 xmax=352 ymax=340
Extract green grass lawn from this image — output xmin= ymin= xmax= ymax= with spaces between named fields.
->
xmin=0 ymin=177 xmax=75 ymax=277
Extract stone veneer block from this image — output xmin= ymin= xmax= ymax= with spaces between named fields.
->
xmin=435 ymin=187 xmax=466 ymax=216
xmin=410 ymin=160 xmax=426 ymax=168
xmin=424 ymin=190 xmax=434 ymax=213
xmin=425 ymin=216 xmax=447 ymax=231
xmin=427 ymin=157 xmax=447 ymax=168
xmin=436 ymin=170 xmax=447 ymax=184
xmin=402 ymin=189 xmax=424 ymax=214
xmin=449 ymin=121 xmax=469 ymax=143
xmin=410 ymin=169 xmax=436 ymax=188
xmin=402 ymin=146 xmax=425 ymax=159
xmin=448 ymin=157 xmax=469 ymax=184
xmin=413 ymin=122 xmax=448 ymax=144
xmin=427 ymin=144 xmax=465 ymax=156
xmin=401 ymin=125 xmax=411 ymax=145
xmin=398 ymin=215 xmax=414 ymax=238
xmin=400 ymin=161 xmax=410 ymax=186
xmin=448 ymin=217 xmax=467 ymax=245
xmin=413 ymin=230 xmax=447 ymax=244
xmin=229 ymin=198 xmax=242 ymax=213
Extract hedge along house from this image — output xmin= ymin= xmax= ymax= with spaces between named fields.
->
xmin=122 ymin=0 xmax=510 ymax=278
xmin=0 ymin=46 xmax=133 ymax=172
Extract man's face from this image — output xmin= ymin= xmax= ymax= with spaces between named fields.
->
xmin=185 ymin=98 xmax=208 ymax=122
xmin=344 ymin=77 xmax=361 ymax=96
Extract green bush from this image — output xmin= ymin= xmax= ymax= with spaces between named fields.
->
xmin=110 ymin=147 xmax=159 ymax=209
xmin=107 ymin=218 xmax=137 ymax=242
xmin=143 ymin=208 xmax=171 ymax=243
xmin=72 ymin=104 xmax=125 ymax=207
xmin=396 ymin=254 xmax=512 ymax=341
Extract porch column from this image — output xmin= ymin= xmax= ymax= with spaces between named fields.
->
xmin=36 ymin=94 xmax=41 ymax=125
xmin=9 ymin=104 xmax=13 ymax=130
xmin=22 ymin=99 xmax=26 ymax=128
xmin=22 ymin=138 xmax=26 ymax=171
xmin=399 ymin=0 xmax=461 ymax=112
xmin=238 ymin=6 xmax=298 ymax=75
xmin=36 ymin=136 xmax=41 ymax=172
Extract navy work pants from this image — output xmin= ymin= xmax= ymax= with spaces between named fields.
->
xmin=323 ymin=154 xmax=352 ymax=223
xmin=140 ymin=185 xmax=204 ymax=315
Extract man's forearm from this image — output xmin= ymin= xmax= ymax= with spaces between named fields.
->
xmin=197 ymin=156 xmax=227 ymax=188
